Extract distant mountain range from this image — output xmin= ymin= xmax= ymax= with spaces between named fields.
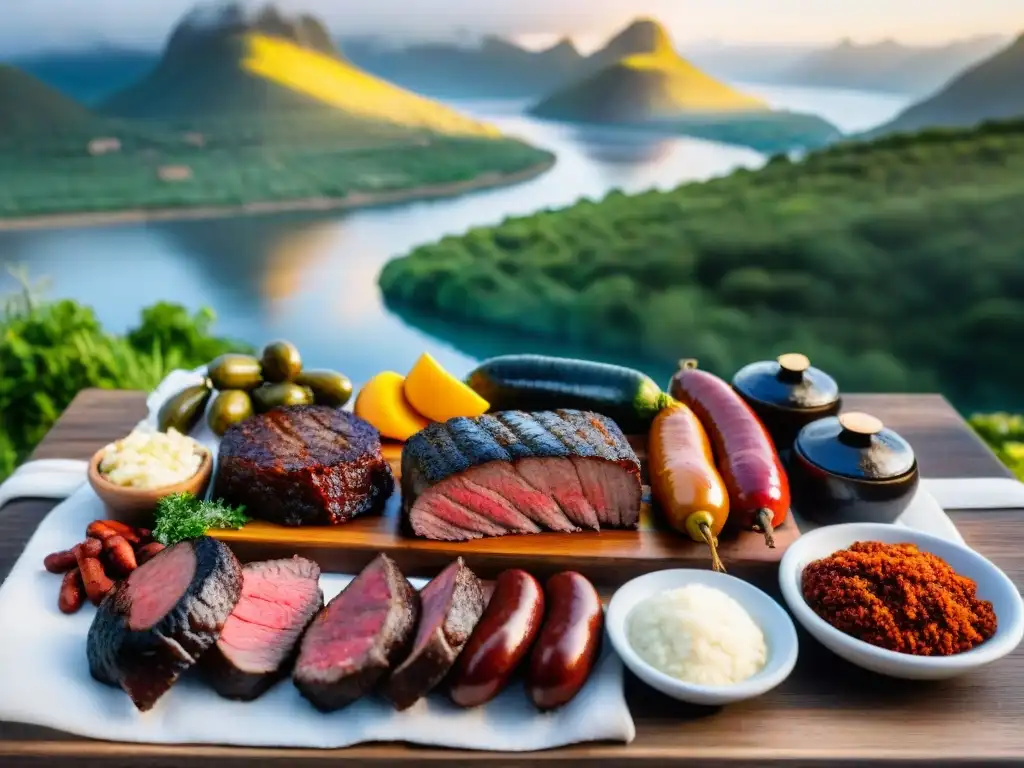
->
xmin=4 ymin=47 xmax=157 ymax=105
xmin=99 ymin=3 xmax=500 ymax=142
xmin=780 ymin=35 xmax=1009 ymax=95
xmin=528 ymin=19 xmax=840 ymax=153
xmin=532 ymin=19 xmax=767 ymax=121
xmin=342 ymin=35 xmax=583 ymax=100
xmin=869 ymin=33 xmax=1024 ymax=136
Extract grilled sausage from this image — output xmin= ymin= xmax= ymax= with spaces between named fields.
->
xmin=670 ymin=361 xmax=790 ymax=547
xmin=526 ymin=571 xmax=603 ymax=711
xmin=449 ymin=569 xmax=545 ymax=708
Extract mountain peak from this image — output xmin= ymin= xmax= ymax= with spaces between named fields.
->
xmin=169 ymin=2 xmax=340 ymax=58
xmin=599 ymin=17 xmax=674 ymax=61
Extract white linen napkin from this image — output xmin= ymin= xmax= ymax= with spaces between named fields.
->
xmin=0 ymin=482 xmax=635 ymax=750
xmin=921 ymin=477 xmax=1024 ymax=511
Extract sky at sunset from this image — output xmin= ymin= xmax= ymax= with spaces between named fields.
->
xmin=0 ymin=0 xmax=1019 ymax=54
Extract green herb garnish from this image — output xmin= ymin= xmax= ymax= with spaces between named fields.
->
xmin=153 ymin=492 xmax=249 ymax=545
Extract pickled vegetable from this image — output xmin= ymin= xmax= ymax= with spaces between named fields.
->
xmin=260 ymin=340 xmax=302 ymax=382
xmin=251 ymin=381 xmax=313 ymax=413
xmin=295 ymin=369 xmax=353 ymax=408
xmin=207 ymin=354 xmax=263 ymax=391
xmin=157 ymin=383 xmax=212 ymax=434
xmin=207 ymin=390 xmax=255 ymax=436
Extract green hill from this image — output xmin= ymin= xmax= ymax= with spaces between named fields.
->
xmin=379 ymin=119 xmax=1024 ymax=412
xmin=528 ymin=18 xmax=840 ymax=152
xmin=0 ymin=65 xmax=114 ymax=143
xmin=101 ymin=10 xmax=502 ymax=144
xmin=0 ymin=6 xmax=553 ymax=221
xmin=871 ymin=33 xmax=1024 ymax=136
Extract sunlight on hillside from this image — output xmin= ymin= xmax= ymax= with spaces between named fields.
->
xmin=241 ymin=33 xmax=501 ymax=137
xmin=620 ymin=52 xmax=768 ymax=112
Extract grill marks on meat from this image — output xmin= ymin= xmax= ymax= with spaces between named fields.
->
xmin=87 ymin=537 xmax=242 ymax=712
xmin=202 ymin=557 xmax=323 ymax=701
xmin=402 ymin=410 xmax=642 ymax=541
xmin=293 ymin=554 xmax=419 ymax=712
xmin=214 ymin=405 xmax=394 ymax=527
xmin=385 ymin=558 xmax=486 ymax=711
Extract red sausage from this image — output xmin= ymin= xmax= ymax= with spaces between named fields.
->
xmin=449 ymin=570 xmax=545 ymax=708
xmin=526 ymin=572 xmax=603 ymax=711
xmin=669 ymin=362 xmax=790 ymax=548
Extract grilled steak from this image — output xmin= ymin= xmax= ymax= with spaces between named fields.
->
xmin=293 ymin=553 xmax=419 ymax=711
xmin=214 ymin=405 xmax=394 ymax=526
xmin=401 ymin=409 xmax=642 ymax=541
xmin=202 ymin=556 xmax=323 ymax=701
xmin=385 ymin=557 xmax=486 ymax=711
xmin=87 ymin=536 xmax=242 ymax=712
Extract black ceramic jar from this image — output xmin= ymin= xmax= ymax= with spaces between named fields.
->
xmin=731 ymin=353 xmax=841 ymax=456
xmin=789 ymin=411 xmax=920 ymax=526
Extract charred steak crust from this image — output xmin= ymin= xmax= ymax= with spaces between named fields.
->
xmin=385 ymin=557 xmax=486 ymax=711
xmin=201 ymin=557 xmax=324 ymax=701
xmin=87 ymin=536 xmax=242 ymax=712
xmin=293 ymin=553 xmax=420 ymax=712
xmin=401 ymin=409 xmax=642 ymax=541
xmin=214 ymin=405 xmax=394 ymax=526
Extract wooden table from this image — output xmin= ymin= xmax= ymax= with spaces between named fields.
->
xmin=1 ymin=389 xmax=1021 ymax=767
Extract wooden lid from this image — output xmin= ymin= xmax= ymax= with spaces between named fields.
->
xmin=777 ymin=353 xmax=810 ymax=374
xmin=838 ymin=412 xmax=884 ymax=436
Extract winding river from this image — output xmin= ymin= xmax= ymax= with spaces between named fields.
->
xmin=0 ymin=84 xmax=910 ymax=387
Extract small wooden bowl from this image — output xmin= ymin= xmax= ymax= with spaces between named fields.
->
xmin=87 ymin=446 xmax=213 ymax=523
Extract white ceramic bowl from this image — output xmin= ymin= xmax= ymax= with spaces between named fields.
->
xmin=606 ymin=569 xmax=798 ymax=706
xmin=779 ymin=522 xmax=1024 ymax=680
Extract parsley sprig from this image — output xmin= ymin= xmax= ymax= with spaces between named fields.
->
xmin=153 ymin=492 xmax=249 ymax=545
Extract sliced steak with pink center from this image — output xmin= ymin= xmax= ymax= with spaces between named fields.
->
xmin=87 ymin=536 xmax=242 ymax=712
xmin=401 ymin=410 xmax=641 ymax=541
xmin=557 ymin=409 xmax=643 ymax=527
xmin=385 ymin=558 xmax=486 ymax=711
xmin=202 ymin=556 xmax=323 ymax=701
xmin=293 ymin=553 xmax=419 ymax=712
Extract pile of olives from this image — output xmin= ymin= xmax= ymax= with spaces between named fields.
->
xmin=157 ymin=340 xmax=353 ymax=437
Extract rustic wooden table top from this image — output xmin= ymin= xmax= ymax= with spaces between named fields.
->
xmin=0 ymin=389 xmax=1021 ymax=767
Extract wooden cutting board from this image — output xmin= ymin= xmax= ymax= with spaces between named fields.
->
xmin=211 ymin=436 xmax=799 ymax=587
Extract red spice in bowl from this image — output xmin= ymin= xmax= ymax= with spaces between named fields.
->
xmin=801 ymin=540 xmax=997 ymax=656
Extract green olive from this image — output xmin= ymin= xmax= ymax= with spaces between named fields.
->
xmin=260 ymin=340 xmax=302 ymax=382
xmin=207 ymin=390 xmax=255 ymax=436
xmin=157 ymin=383 xmax=212 ymax=434
xmin=207 ymin=353 xmax=263 ymax=391
xmin=294 ymin=369 xmax=353 ymax=408
xmin=251 ymin=381 xmax=314 ymax=413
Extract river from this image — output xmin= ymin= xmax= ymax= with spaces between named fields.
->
xmin=0 ymin=84 xmax=910 ymax=387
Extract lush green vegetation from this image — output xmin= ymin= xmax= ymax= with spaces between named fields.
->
xmin=0 ymin=128 xmax=552 ymax=219
xmin=968 ymin=414 xmax=1024 ymax=481
xmin=0 ymin=273 xmax=246 ymax=481
xmin=380 ymin=118 xmax=1024 ymax=413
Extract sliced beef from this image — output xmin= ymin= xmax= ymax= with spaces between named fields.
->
xmin=213 ymin=405 xmax=394 ymax=527
xmin=293 ymin=553 xmax=419 ymax=712
xmin=402 ymin=409 xmax=642 ymax=541
xmin=87 ymin=536 xmax=242 ymax=712
xmin=201 ymin=556 xmax=323 ymax=701
xmin=385 ymin=557 xmax=486 ymax=711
